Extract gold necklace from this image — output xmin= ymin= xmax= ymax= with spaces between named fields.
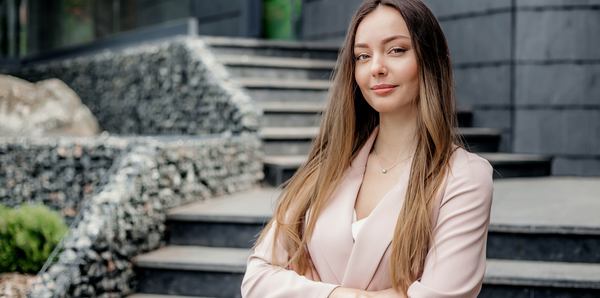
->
xmin=372 ymin=150 xmax=413 ymax=174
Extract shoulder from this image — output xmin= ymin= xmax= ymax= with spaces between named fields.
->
xmin=442 ymin=146 xmax=494 ymax=203
xmin=448 ymin=146 xmax=493 ymax=180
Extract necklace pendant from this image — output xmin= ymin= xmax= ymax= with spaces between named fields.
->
xmin=382 ymin=169 xmax=387 ymax=174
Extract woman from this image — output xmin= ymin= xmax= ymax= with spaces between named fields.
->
xmin=241 ymin=0 xmax=493 ymax=297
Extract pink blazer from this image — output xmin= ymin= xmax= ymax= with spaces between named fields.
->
xmin=241 ymin=127 xmax=494 ymax=297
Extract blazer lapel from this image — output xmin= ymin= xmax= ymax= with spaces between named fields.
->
xmin=341 ymin=160 xmax=411 ymax=289
xmin=308 ymin=127 xmax=379 ymax=284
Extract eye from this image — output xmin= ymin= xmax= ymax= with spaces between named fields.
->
xmin=355 ymin=53 xmax=370 ymax=61
xmin=389 ymin=47 xmax=407 ymax=55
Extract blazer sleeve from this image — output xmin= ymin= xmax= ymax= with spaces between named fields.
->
xmin=241 ymin=220 xmax=340 ymax=298
xmin=406 ymin=154 xmax=494 ymax=298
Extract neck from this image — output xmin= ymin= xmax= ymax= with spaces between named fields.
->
xmin=373 ymin=105 xmax=418 ymax=162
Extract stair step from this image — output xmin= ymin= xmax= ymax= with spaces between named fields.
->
xmin=134 ymin=244 xmax=600 ymax=297
xmin=258 ymin=127 xmax=501 ymax=156
xmin=238 ymin=78 xmax=330 ymax=90
xmin=259 ymin=101 xmax=325 ymax=127
xmin=219 ymin=55 xmax=334 ymax=80
xmin=219 ymin=55 xmax=336 ymax=69
xmin=164 ymin=177 xmax=600 ymax=262
xmin=168 ymin=188 xmax=275 ymax=223
xmin=263 ymin=151 xmax=551 ymax=185
xmin=263 ymin=155 xmax=307 ymax=187
xmin=257 ymin=101 xmax=474 ymax=128
xmin=487 ymin=259 xmax=600 ymax=288
xmin=480 ymin=153 xmax=552 ymax=178
xmin=459 ymin=127 xmax=502 ymax=152
xmin=259 ymin=126 xmax=319 ymax=139
xmin=202 ymin=36 xmax=340 ymax=60
xmin=259 ymin=101 xmax=326 ymax=113
xmin=491 ymin=178 xmax=600 ymax=230
xmin=258 ymin=127 xmax=501 ymax=139
xmin=166 ymin=188 xmax=277 ymax=248
xmin=238 ymin=78 xmax=329 ymax=102
xmin=258 ymin=127 xmax=317 ymax=156
xmin=481 ymin=259 xmax=600 ymax=297
xmin=134 ymin=246 xmax=247 ymax=298
xmin=134 ymin=246 xmax=248 ymax=273
xmin=487 ymin=177 xmax=600 ymax=263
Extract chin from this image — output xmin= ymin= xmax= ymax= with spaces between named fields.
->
xmin=365 ymin=98 xmax=413 ymax=114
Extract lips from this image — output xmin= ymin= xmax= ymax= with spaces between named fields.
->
xmin=371 ymin=83 xmax=398 ymax=95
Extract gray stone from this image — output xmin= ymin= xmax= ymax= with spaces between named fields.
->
xmin=516 ymin=9 xmax=600 ymax=60
xmin=62 ymin=250 xmax=77 ymax=263
xmin=454 ymin=65 xmax=511 ymax=107
xmin=301 ymin=0 xmax=361 ymax=40
xmin=440 ymin=11 xmax=512 ymax=64
xmin=75 ymin=236 xmax=91 ymax=250
xmin=515 ymin=64 xmax=600 ymax=106
xmin=553 ymin=157 xmax=600 ymax=176
xmin=0 ymin=75 xmax=100 ymax=137
xmin=473 ymin=109 xmax=511 ymax=130
xmin=424 ymin=0 xmax=511 ymax=18
xmin=514 ymin=109 xmax=600 ymax=155
xmin=516 ymin=0 xmax=600 ymax=8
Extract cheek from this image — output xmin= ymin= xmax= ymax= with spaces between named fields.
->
xmin=354 ymin=65 xmax=370 ymax=90
xmin=408 ymin=55 xmax=420 ymax=84
xmin=354 ymin=67 xmax=363 ymax=87
xmin=394 ymin=58 xmax=419 ymax=82
xmin=408 ymin=62 xmax=419 ymax=82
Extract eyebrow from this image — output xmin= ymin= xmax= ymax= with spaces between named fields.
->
xmin=354 ymin=34 xmax=410 ymax=49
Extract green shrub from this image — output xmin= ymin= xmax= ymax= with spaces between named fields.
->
xmin=0 ymin=203 xmax=68 ymax=273
xmin=0 ymin=204 xmax=15 ymax=272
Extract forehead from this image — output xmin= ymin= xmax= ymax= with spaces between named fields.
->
xmin=354 ymin=5 xmax=411 ymax=44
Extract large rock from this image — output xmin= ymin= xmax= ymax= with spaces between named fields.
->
xmin=0 ymin=75 xmax=100 ymax=137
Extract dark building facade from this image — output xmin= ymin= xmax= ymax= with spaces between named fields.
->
xmin=1 ymin=0 xmax=262 ymax=58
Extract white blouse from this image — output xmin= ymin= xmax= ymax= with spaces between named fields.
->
xmin=351 ymin=209 xmax=369 ymax=241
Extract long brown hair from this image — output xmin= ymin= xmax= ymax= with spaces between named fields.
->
xmin=254 ymin=0 xmax=460 ymax=294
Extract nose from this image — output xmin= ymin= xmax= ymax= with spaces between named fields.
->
xmin=370 ymin=55 xmax=387 ymax=77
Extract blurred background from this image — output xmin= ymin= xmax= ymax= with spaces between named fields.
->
xmin=0 ymin=0 xmax=598 ymax=297
xmin=2 ymin=0 xmax=598 ymax=175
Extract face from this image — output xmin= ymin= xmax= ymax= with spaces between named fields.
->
xmin=353 ymin=5 xmax=419 ymax=115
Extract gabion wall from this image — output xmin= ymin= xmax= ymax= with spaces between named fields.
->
xmin=20 ymin=134 xmax=263 ymax=297
xmin=14 ymin=37 xmax=259 ymax=135
xmin=1 ymin=36 xmax=264 ymax=297
xmin=0 ymin=136 xmax=127 ymax=222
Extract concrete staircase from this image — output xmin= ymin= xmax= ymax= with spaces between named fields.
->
xmin=127 ymin=37 xmax=599 ymax=297
xmin=205 ymin=36 xmax=551 ymax=186
xmin=130 ymin=180 xmax=600 ymax=298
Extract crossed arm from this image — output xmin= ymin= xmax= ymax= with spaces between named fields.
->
xmin=240 ymin=220 xmax=405 ymax=298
